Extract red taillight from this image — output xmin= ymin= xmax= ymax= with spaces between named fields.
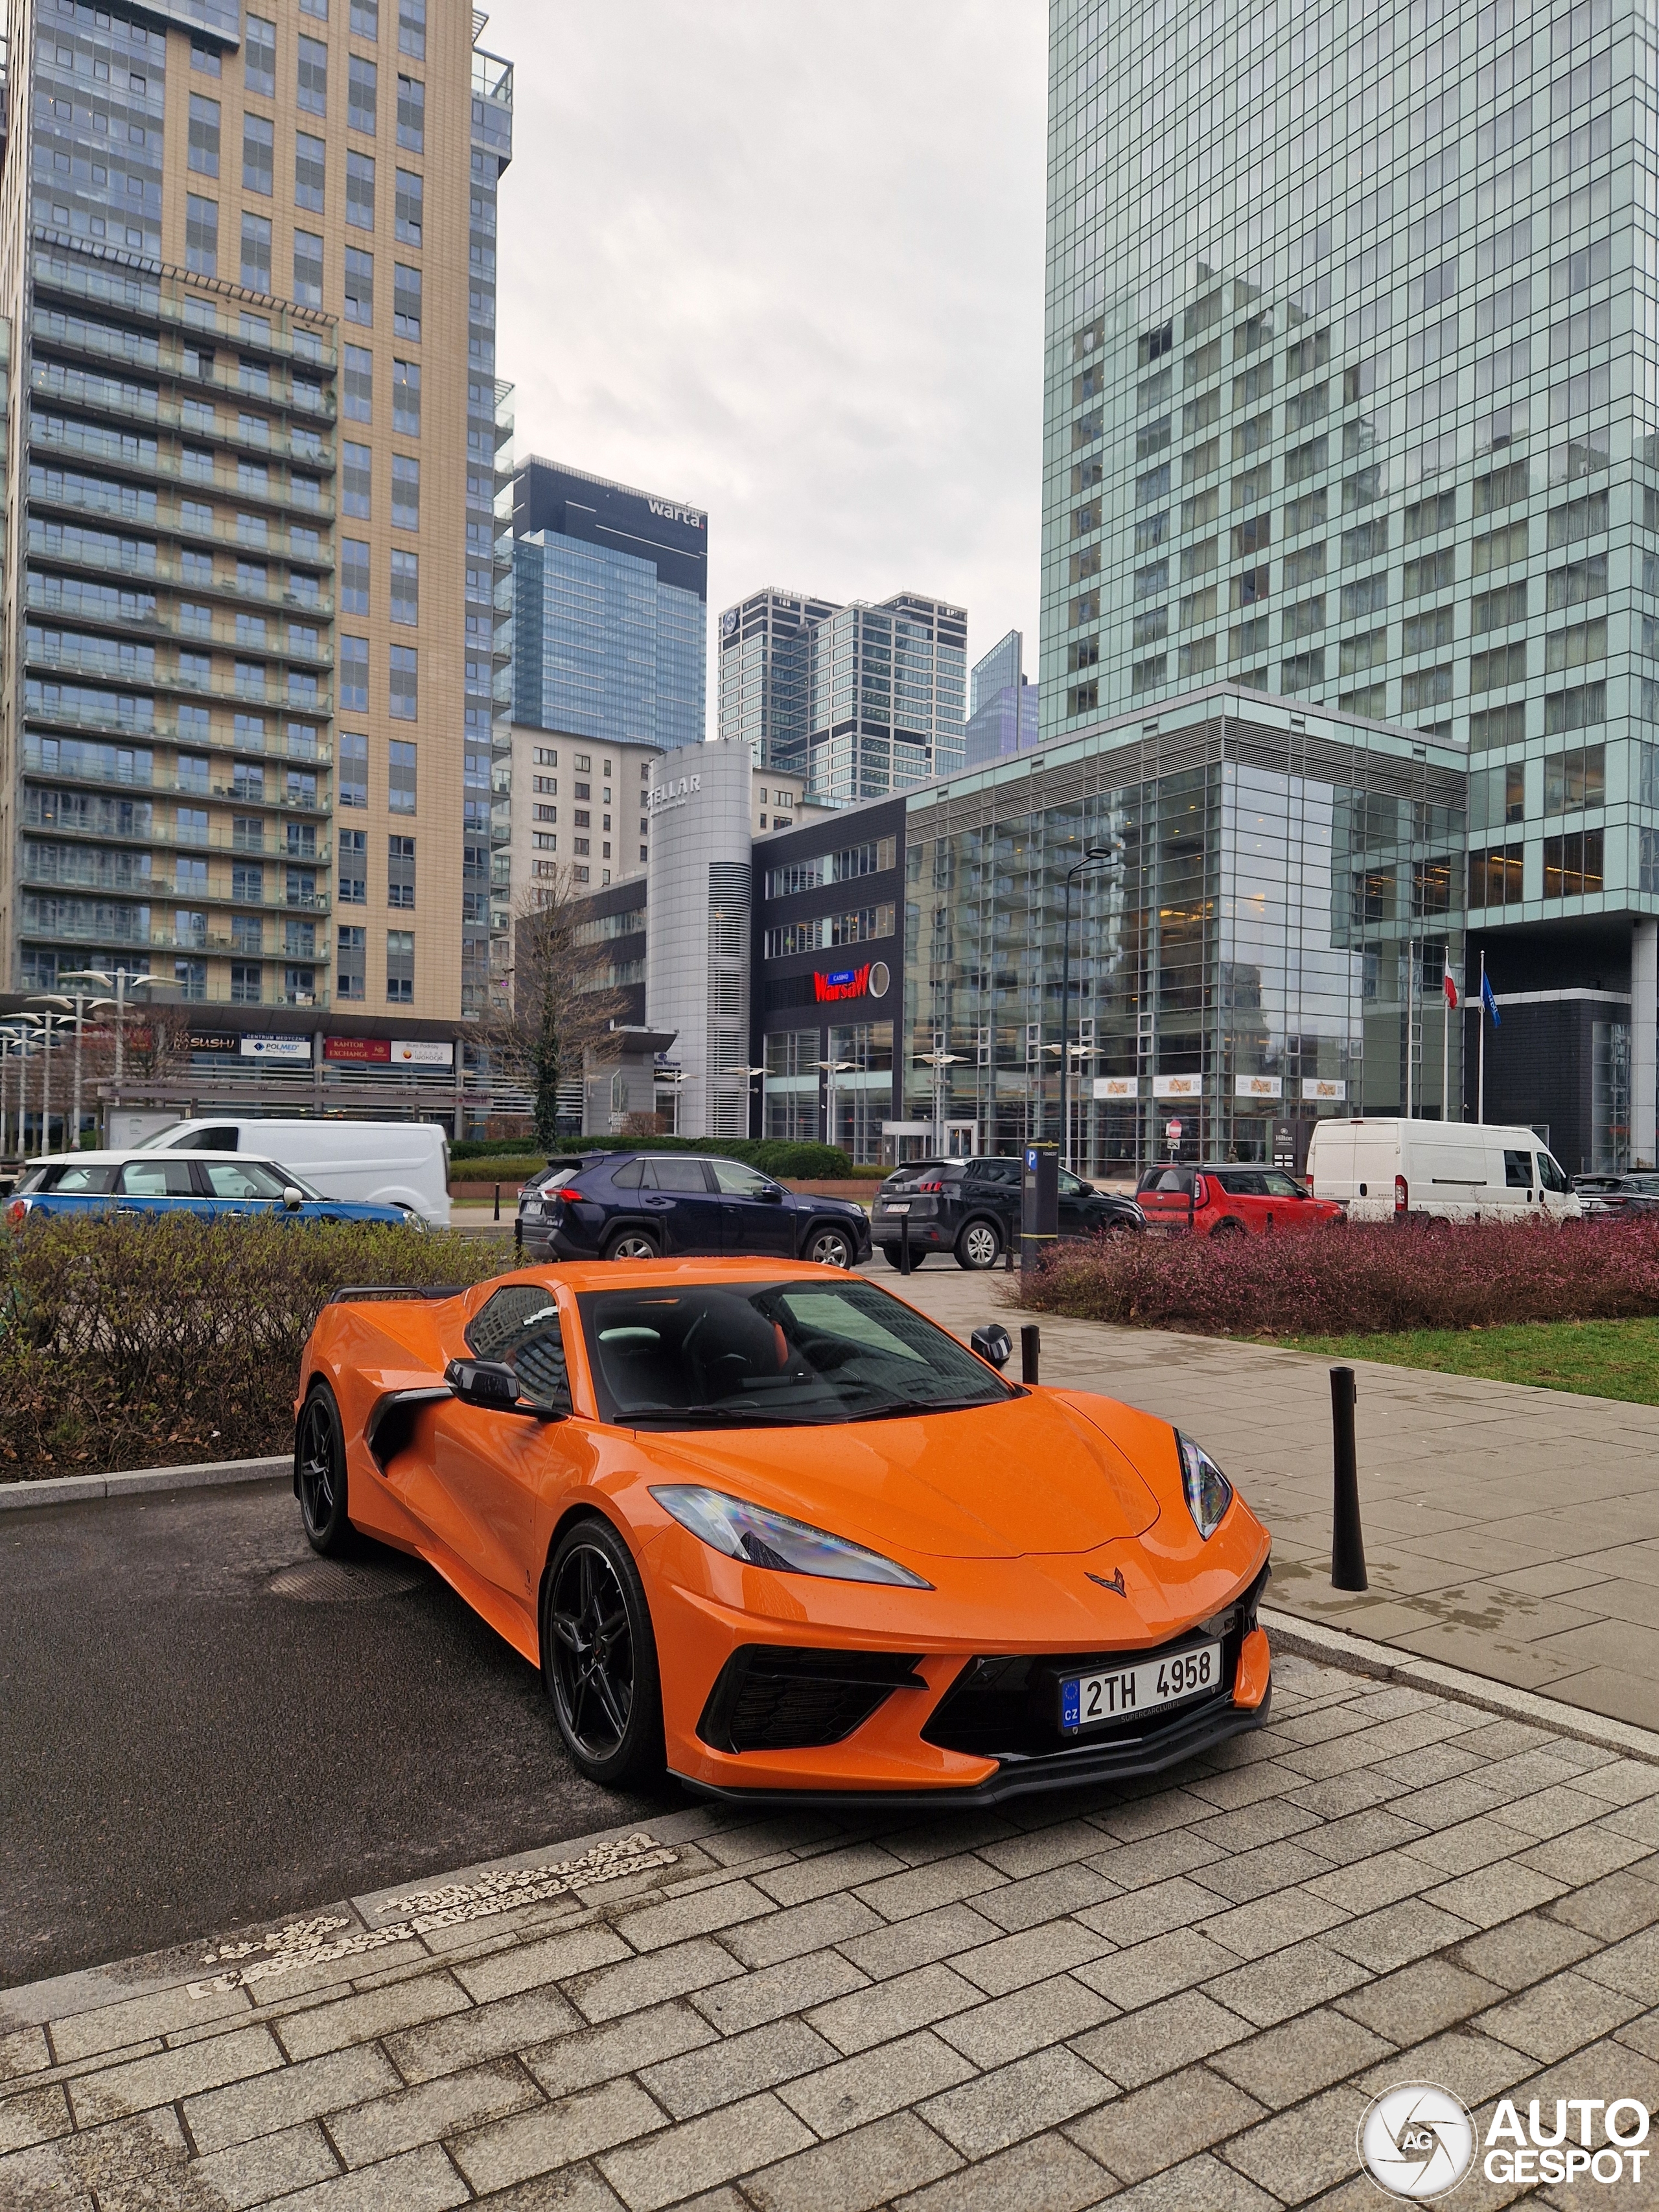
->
xmin=552 ymin=1186 xmax=585 ymax=1205
xmin=916 ymin=1180 xmax=944 ymax=1193
xmin=1395 ymin=1174 xmax=1408 ymax=1215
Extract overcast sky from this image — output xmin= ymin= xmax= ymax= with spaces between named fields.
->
xmin=487 ymin=0 xmax=1049 ymax=711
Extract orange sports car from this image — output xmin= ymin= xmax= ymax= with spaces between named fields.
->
xmin=294 ymin=1261 xmax=1272 ymax=1803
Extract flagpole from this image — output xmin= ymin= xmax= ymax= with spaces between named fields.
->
xmin=1405 ymin=940 xmax=1413 ymax=1120
xmin=1442 ymin=979 xmax=1450 ymax=1123
xmin=1477 ymin=950 xmax=1486 ymax=1124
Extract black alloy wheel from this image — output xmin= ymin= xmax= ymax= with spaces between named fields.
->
xmin=296 ymin=1384 xmax=351 ymax=1555
xmin=955 ymin=1218 xmax=1002 ymax=1271
xmin=542 ymin=1517 xmax=664 ymax=1786
xmin=603 ymin=1229 xmax=660 ymax=1261
xmin=1208 ymin=1217 xmax=1245 ymax=1240
xmin=806 ymin=1224 xmax=855 ymax=1268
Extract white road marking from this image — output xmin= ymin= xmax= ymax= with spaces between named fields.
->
xmin=187 ymin=1832 xmax=679 ymax=1996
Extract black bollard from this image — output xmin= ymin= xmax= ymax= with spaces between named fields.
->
xmin=899 ymin=1212 xmax=912 ymax=1275
xmin=1021 ymin=1323 xmax=1041 ymax=1385
xmin=493 ymin=1182 xmax=500 ymax=1222
xmin=1330 ymin=1365 xmax=1367 ymax=1590
xmin=513 ymin=1210 xmax=522 ymax=1256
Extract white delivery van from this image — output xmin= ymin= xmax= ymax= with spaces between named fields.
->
xmin=137 ymin=1117 xmax=450 ymax=1227
xmin=1306 ymin=1118 xmax=1580 ymax=1225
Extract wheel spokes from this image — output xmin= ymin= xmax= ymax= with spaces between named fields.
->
xmin=550 ymin=1544 xmax=634 ymax=1760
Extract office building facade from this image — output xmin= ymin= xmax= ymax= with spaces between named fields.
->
xmin=511 ymin=457 xmax=706 ymax=758
xmin=718 ymin=585 xmax=968 ymax=804
xmin=0 ymin=0 xmax=513 ymax=1023
xmin=1042 ymin=0 xmax=1658 ymax=1162
xmin=963 ymin=627 xmax=1039 ymax=769
xmin=509 ymin=723 xmax=658 ymax=899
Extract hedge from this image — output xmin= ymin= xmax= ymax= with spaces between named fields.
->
xmin=1017 ymin=1218 xmax=1659 ymax=1337
xmin=0 ymin=1217 xmax=505 ymax=1480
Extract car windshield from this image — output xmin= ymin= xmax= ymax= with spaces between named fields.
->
xmin=205 ymin=1158 xmax=324 ymax=1200
xmin=577 ymin=1278 xmax=1017 ymax=1429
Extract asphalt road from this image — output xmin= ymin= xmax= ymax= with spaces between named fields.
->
xmin=0 ymin=1478 xmax=669 ymax=1990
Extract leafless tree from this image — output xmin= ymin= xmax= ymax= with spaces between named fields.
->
xmin=484 ymin=868 xmax=628 ymax=1149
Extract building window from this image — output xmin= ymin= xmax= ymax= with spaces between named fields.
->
xmin=390 ymin=548 xmax=418 ymax=625
xmin=231 ymin=963 xmax=263 ymax=1005
xmin=343 ymin=247 xmax=374 ymax=325
xmin=185 ymin=194 xmax=218 ymax=277
xmin=342 ymin=344 xmax=372 ymax=423
xmin=342 ymin=441 xmax=371 ymax=518
xmin=388 ymin=833 xmax=415 ymax=907
xmin=352 ymin=0 xmax=379 ymax=32
xmin=1468 ymin=846 xmax=1524 ymax=911
xmin=389 ymin=644 xmax=417 ymax=720
xmin=388 ymin=738 xmax=417 ymax=811
xmin=387 ymin=929 xmax=415 ymax=1003
xmin=395 ymin=167 xmax=423 ymax=246
xmin=1542 ymin=830 xmax=1604 ymax=899
xmin=390 ymin=357 xmax=421 ymax=436
xmin=340 ymin=635 xmax=369 ymax=713
xmin=246 ymin=14 xmax=277 ymax=97
xmin=345 ymin=148 xmax=375 ymax=228
xmin=292 ymin=229 xmax=323 ymax=307
xmin=297 ymin=34 xmax=328 ymax=115
xmin=391 ymin=453 xmax=419 ymax=530
xmin=300 ymin=0 xmax=327 ymax=14
xmin=188 ymin=93 xmax=221 ymax=175
xmin=340 ymin=732 xmax=368 ymax=809
xmin=295 ymin=131 xmax=325 ymax=211
xmin=340 ymin=538 xmax=370 ymax=616
xmin=240 ymin=212 xmax=272 ymax=292
xmin=242 ymin=112 xmax=274 ymax=195
xmin=399 ymin=0 xmax=426 ymax=56
xmin=397 ymin=73 xmax=424 ymax=151
xmin=338 ymin=828 xmax=367 ymax=903
xmin=391 ymin=263 xmax=422 ymax=340
xmin=338 ymin=926 xmax=365 ymax=999
xmin=1544 ymin=744 xmax=1606 ymax=815
xmin=349 ymin=52 xmax=378 ymax=132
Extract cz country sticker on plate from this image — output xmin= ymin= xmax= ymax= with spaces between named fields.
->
xmin=1061 ymin=1640 xmax=1221 ymax=1732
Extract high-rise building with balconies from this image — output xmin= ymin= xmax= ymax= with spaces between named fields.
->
xmin=0 ymin=0 xmax=514 ymax=1023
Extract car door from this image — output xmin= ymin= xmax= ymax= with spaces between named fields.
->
xmin=708 ymin=1156 xmax=796 ymax=1255
xmin=116 ymin=1158 xmax=205 ymax=1218
xmin=638 ymin=1156 xmax=725 ymax=1253
xmin=197 ymin=1158 xmax=281 ymax=1218
xmin=1057 ymin=1169 xmax=1095 ymax=1237
xmin=1259 ymin=1169 xmax=1316 ymax=1232
xmin=424 ymin=1285 xmax=580 ymax=1617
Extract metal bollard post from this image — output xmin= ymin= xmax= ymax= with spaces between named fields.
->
xmin=899 ymin=1213 xmax=912 ymax=1275
xmin=1004 ymin=1226 xmax=1015 ymax=1272
xmin=1021 ymin=1323 xmax=1041 ymax=1386
xmin=1330 ymin=1365 xmax=1367 ymax=1590
xmin=493 ymin=1182 xmax=500 ymax=1222
xmin=513 ymin=1210 xmax=522 ymax=1256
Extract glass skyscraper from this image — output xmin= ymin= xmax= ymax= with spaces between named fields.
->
xmin=963 ymin=628 xmax=1040 ymax=769
xmin=511 ymin=459 xmax=706 ymax=754
xmin=1043 ymin=0 xmax=1658 ymax=1167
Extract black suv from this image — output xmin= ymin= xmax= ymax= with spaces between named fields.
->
xmin=517 ymin=1151 xmax=872 ymax=1268
xmin=871 ymin=1156 xmax=1144 ymax=1270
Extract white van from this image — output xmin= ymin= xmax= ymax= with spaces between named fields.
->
xmin=137 ymin=1117 xmax=450 ymax=1228
xmin=1306 ymin=1118 xmax=1580 ymax=1225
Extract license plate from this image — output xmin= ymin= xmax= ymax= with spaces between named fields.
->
xmin=884 ymin=1202 xmax=911 ymax=1215
xmin=1061 ymin=1641 xmax=1222 ymax=1732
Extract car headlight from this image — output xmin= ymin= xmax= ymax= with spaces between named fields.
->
xmin=1176 ymin=1432 xmax=1234 ymax=1539
xmin=649 ymin=1484 xmax=932 ymax=1588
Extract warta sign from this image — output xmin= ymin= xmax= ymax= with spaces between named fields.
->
xmin=813 ymin=960 xmax=890 ymax=1004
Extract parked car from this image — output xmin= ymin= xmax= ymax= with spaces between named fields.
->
xmin=872 ymin=1156 xmax=1144 ymax=1270
xmin=1573 ymin=1171 xmax=1659 ymax=1220
xmin=516 ymin=1151 xmax=872 ymax=1268
xmin=6 ymin=1151 xmax=417 ymax=1229
xmin=1306 ymin=1119 xmax=1581 ymax=1224
xmin=1135 ymin=1163 xmax=1346 ymax=1238
xmin=136 ymin=1117 xmax=450 ymax=1228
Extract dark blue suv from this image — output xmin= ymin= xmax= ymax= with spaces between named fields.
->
xmin=517 ymin=1151 xmax=873 ymax=1268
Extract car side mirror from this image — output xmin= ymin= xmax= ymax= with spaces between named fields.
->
xmin=759 ymin=1186 xmax=783 ymax=1202
xmin=971 ymin=1323 xmax=1012 ymax=1369
xmin=445 ymin=1356 xmax=566 ymax=1421
xmin=283 ymin=1186 xmax=304 ymax=1211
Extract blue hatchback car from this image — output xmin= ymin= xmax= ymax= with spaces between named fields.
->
xmin=6 ymin=1150 xmax=418 ymax=1228
xmin=517 ymin=1150 xmax=872 ymax=1268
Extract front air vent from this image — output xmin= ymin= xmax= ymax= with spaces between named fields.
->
xmin=697 ymin=1646 xmax=924 ymax=1753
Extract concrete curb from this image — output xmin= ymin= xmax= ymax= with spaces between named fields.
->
xmin=1262 ymin=1603 xmax=1659 ymax=1765
xmin=0 ymin=1455 xmax=290 ymax=1511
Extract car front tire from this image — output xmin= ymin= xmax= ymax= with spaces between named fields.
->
xmin=542 ymin=1515 xmax=665 ymax=1788
xmin=805 ymin=1224 xmax=855 ymax=1268
xmin=603 ymin=1229 xmax=660 ymax=1261
xmin=955 ymin=1218 xmax=1001 ymax=1271
xmin=296 ymin=1382 xmax=352 ymax=1555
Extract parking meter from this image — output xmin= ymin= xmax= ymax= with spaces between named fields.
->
xmin=1020 ymin=1141 xmax=1059 ymax=1271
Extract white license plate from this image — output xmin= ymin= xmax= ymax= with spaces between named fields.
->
xmin=1062 ymin=1641 xmax=1222 ymax=1732
xmin=884 ymin=1202 xmax=911 ymax=1215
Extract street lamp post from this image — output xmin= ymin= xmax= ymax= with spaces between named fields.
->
xmin=59 ymin=968 xmax=179 ymax=1124
xmin=734 ymin=1065 xmax=768 ymax=1142
xmin=916 ymin=1048 xmax=964 ymax=1154
xmin=1059 ymin=848 xmax=1113 ymax=1173
xmin=814 ymin=1059 xmax=855 ymax=1153
xmin=23 ymin=1012 xmax=71 ymax=1154
xmin=32 ymin=987 xmax=114 ymax=1150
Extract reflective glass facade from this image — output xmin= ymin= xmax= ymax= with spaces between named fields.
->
xmin=963 ymin=627 xmax=1040 ymax=768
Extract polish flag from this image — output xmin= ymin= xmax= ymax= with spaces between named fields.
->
xmin=1443 ymin=959 xmax=1459 ymax=1009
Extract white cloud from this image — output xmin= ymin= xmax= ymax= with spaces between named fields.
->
xmin=486 ymin=0 xmax=1047 ymax=714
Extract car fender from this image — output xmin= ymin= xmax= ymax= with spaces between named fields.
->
xmin=795 ymin=1209 xmax=861 ymax=1253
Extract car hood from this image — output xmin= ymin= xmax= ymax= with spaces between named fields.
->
xmin=628 ymin=1388 xmax=1160 ymax=1561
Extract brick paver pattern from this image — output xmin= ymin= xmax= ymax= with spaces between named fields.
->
xmin=3 ymin=1654 xmax=1658 ymax=2209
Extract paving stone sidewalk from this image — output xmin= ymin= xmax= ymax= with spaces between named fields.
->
xmin=4 ymin=1653 xmax=1658 ymax=2211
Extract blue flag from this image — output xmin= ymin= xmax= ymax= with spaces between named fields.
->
xmin=1481 ymin=972 xmax=1500 ymax=1027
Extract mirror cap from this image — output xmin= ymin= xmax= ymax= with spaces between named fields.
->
xmin=445 ymin=1356 xmax=522 ymax=1408
xmin=970 ymin=1323 xmax=1013 ymax=1369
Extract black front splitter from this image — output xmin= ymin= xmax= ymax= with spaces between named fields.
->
xmin=671 ymin=1684 xmax=1270 ymax=1812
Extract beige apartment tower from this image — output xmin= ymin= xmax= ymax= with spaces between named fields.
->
xmin=0 ymin=0 xmax=515 ymax=1025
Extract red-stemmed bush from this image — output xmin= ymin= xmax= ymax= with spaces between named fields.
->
xmin=1015 ymin=1219 xmax=1659 ymax=1338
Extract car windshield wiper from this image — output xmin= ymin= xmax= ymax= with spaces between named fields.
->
xmin=838 ymin=1395 xmax=1000 ymax=1422
xmin=618 ymin=1403 xmax=830 ymax=1428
